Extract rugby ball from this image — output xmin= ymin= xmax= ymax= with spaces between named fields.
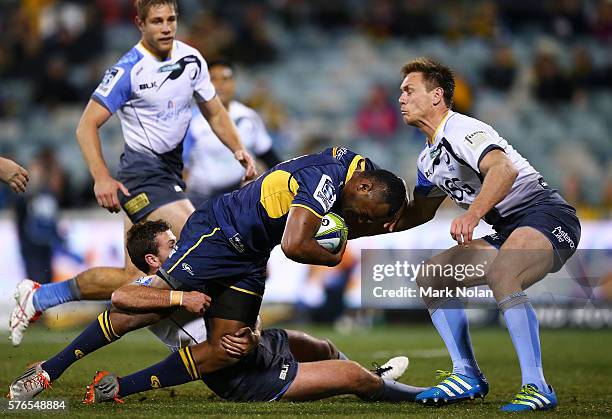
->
xmin=315 ymin=212 xmax=348 ymax=254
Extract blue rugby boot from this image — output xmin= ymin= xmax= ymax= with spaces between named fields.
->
xmin=500 ymin=384 xmax=557 ymax=412
xmin=415 ymin=370 xmax=489 ymax=406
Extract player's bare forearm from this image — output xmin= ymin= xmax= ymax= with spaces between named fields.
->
xmin=111 ymin=284 xmax=210 ymax=314
xmin=284 ymin=237 xmax=344 ymax=267
xmin=469 ymin=152 xmax=518 ymax=219
xmin=386 ymin=193 xmax=446 ymax=233
xmin=282 ymin=206 xmax=344 ymax=267
xmin=197 ymin=98 xmax=244 ymax=154
xmin=76 ymin=100 xmax=113 ymax=180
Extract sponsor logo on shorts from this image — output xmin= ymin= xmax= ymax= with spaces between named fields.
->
xmin=124 ymin=192 xmax=150 ymax=215
xmin=182 ymin=263 xmax=195 ymax=276
xmin=552 ymin=226 xmax=575 ymax=249
xmin=74 ymin=349 xmax=85 ymax=359
xmin=150 ymin=375 xmax=161 ymax=389
xmin=279 ymin=363 xmax=290 ymax=380
xmin=174 ymin=185 xmax=183 ymax=192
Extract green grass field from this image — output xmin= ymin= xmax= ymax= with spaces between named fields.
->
xmin=2 ymin=324 xmax=612 ymax=418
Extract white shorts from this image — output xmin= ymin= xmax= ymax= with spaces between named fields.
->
xmin=147 ymin=309 xmax=207 ymax=352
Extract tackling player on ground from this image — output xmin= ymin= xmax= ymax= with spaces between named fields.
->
xmin=9 ymin=148 xmax=418 ymax=403
xmin=10 ymin=219 xmax=409 ymax=401
xmin=9 ymin=0 xmax=257 ymax=346
xmin=387 ymin=58 xmax=580 ymax=411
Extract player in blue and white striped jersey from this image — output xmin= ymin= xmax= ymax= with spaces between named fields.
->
xmin=387 ymin=58 xmax=580 ymax=411
xmin=9 ymin=0 xmax=257 ymax=346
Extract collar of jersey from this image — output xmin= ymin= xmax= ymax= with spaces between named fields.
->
xmin=137 ymin=41 xmax=173 ymax=62
xmin=427 ymin=110 xmax=454 ymax=147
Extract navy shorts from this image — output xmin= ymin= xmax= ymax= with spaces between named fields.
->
xmin=483 ymin=198 xmax=581 ymax=272
xmin=202 ymin=328 xmax=299 ymax=401
xmin=118 ymin=171 xmax=187 ymax=223
xmin=158 ymin=200 xmax=268 ymax=300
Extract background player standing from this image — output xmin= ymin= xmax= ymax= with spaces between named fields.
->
xmin=183 ymin=59 xmax=281 ymax=206
xmin=9 ymin=0 xmax=257 ymax=346
xmin=388 ymin=58 xmax=580 ymax=412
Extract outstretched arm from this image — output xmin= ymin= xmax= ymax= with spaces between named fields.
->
xmin=111 ymin=278 xmax=210 ymax=315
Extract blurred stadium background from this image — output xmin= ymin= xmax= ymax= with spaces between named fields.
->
xmin=1 ymin=0 xmax=611 ymax=334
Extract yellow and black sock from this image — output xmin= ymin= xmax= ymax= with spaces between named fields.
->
xmin=41 ymin=310 xmax=121 ymax=381
xmin=118 ymin=347 xmax=199 ymax=397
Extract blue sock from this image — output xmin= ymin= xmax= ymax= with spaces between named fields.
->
xmin=118 ymin=347 xmax=198 ymax=397
xmin=42 ymin=310 xmax=120 ymax=381
xmin=499 ymin=292 xmax=548 ymax=392
xmin=429 ymin=298 xmax=482 ymax=378
xmin=369 ymin=379 xmax=429 ymax=402
xmin=33 ymin=278 xmax=81 ymax=312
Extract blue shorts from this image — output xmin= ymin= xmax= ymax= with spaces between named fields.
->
xmin=118 ymin=172 xmax=187 ymax=223
xmin=117 ymin=145 xmax=187 ymax=223
xmin=158 ymin=200 xmax=268 ymax=299
xmin=202 ymin=328 xmax=299 ymax=401
xmin=483 ymin=197 xmax=581 ymax=272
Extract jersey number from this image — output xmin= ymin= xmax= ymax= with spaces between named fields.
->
xmin=440 ymin=178 xmax=476 ymax=201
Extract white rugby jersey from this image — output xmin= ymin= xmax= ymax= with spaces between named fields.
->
xmin=415 ymin=111 xmax=553 ymax=223
xmin=183 ymin=100 xmax=273 ymax=195
xmin=92 ymin=40 xmax=216 ymax=157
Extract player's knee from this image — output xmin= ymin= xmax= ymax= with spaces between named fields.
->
xmin=110 ymin=288 xmax=128 ymax=310
xmin=485 ymin=265 xmax=513 ymax=289
xmin=325 ymin=339 xmax=340 ymax=360
xmin=345 ymin=362 xmax=378 ymax=393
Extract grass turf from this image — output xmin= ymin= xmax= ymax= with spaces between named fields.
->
xmin=2 ymin=324 xmax=612 ymax=418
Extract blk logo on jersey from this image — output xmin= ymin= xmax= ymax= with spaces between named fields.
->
xmin=139 ymin=81 xmax=158 ymax=90
xmin=157 ymin=55 xmax=201 ymax=90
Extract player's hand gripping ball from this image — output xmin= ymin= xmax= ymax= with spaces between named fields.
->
xmin=315 ymin=212 xmax=348 ymax=254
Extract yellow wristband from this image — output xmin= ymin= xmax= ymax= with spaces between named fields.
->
xmin=170 ymin=290 xmax=183 ymax=307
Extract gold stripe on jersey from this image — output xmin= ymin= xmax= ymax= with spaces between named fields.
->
xmin=167 ymin=228 xmax=220 ymax=274
xmin=345 ymin=154 xmax=366 ymax=184
xmin=260 ymin=170 xmax=300 ymax=218
xmin=429 ymin=109 xmax=452 ymax=145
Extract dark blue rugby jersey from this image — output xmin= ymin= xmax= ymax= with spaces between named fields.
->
xmin=209 ymin=147 xmax=377 ymax=254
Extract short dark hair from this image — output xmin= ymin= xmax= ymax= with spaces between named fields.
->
xmin=401 ymin=58 xmax=455 ymax=108
xmin=126 ymin=219 xmax=172 ymax=273
xmin=207 ymin=59 xmax=235 ymax=73
xmin=364 ymin=169 xmax=407 ymax=218
xmin=134 ymin=0 xmax=177 ymax=21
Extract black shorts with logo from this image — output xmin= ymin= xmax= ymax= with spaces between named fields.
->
xmin=202 ymin=328 xmax=299 ymax=401
xmin=483 ymin=193 xmax=581 ymax=272
xmin=117 ymin=145 xmax=188 ymax=223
